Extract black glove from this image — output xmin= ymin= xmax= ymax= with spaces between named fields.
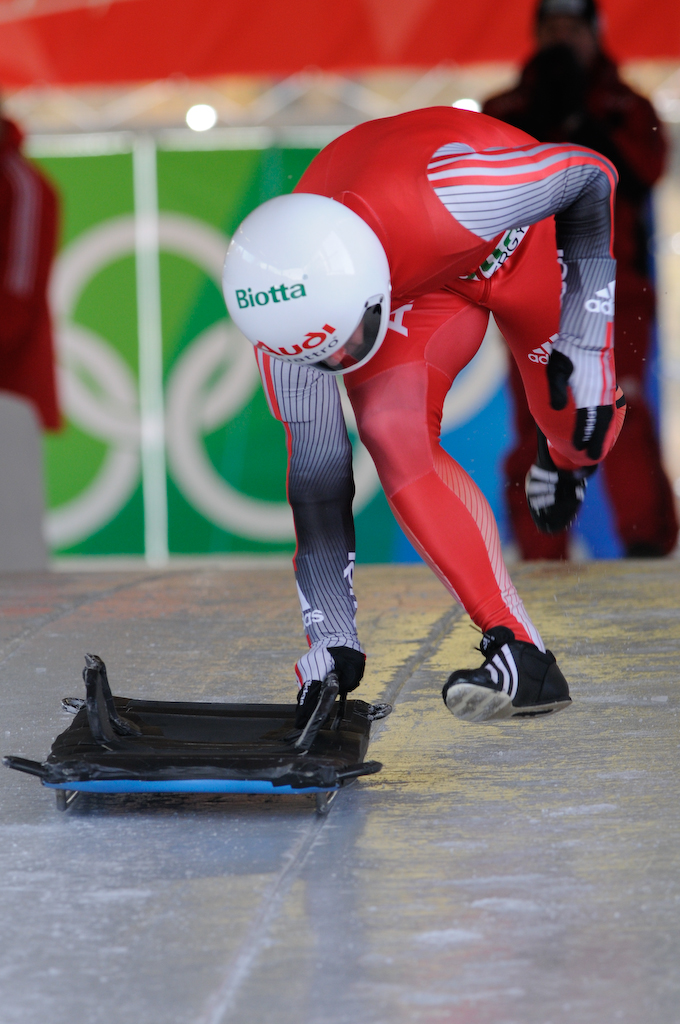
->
xmin=327 ymin=646 xmax=366 ymax=694
xmin=547 ymin=348 xmax=613 ymax=461
xmin=572 ymin=405 xmax=613 ymax=461
xmin=546 ymin=348 xmax=573 ymax=411
xmin=294 ymin=647 xmax=366 ymax=730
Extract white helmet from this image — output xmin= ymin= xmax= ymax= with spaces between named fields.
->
xmin=222 ymin=193 xmax=391 ymax=374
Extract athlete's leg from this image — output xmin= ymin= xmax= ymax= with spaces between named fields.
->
xmin=504 ymin=357 xmax=570 ymax=559
xmin=345 ymin=293 xmax=544 ymax=648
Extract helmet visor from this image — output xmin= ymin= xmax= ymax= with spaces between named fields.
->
xmin=314 ymin=302 xmax=385 ymax=374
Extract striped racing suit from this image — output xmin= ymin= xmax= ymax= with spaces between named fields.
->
xmin=256 ymin=107 xmax=625 ymax=685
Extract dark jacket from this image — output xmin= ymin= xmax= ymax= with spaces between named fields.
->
xmin=484 ymin=50 xmax=667 ymax=281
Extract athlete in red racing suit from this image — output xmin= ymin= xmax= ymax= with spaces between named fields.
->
xmin=254 ymin=106 xmax=625 ymax=721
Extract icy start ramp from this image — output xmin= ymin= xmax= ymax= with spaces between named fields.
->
xmin=1 ymin=561 xmax=679 ymax=1024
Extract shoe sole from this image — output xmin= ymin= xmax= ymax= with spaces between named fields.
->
xmin=444 ymin=683 xmax=572 ymax=724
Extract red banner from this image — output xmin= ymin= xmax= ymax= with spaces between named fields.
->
xmin=0 ymin=0 xmax=678 ymax=87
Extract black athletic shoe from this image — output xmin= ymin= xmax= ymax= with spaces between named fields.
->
xmin=525 ymin=428 xmax=595 ymax=534
xmin=442 ymin=626 xmax=572 ymax=723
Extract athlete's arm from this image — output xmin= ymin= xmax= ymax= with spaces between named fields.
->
xmin=428 ymin=142 xmax=618 ymax=459
xmin=256 ymin=352 xmax=365 ymax=690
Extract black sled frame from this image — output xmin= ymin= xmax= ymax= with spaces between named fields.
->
xmin=4 ymin=655 xmax=391 ymax=816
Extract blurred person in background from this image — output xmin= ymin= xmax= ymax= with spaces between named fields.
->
xmin=0 ymin=105 xmax=59 ymax=431
xmin=0 ymin=104 xmax=60 ymax=569
xmin=484 ymin=0 xmax=678 ymax=558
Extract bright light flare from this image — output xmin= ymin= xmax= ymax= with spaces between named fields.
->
xmin=453 ymin=98 xmax=481 ymax=112
xmin=186 ymin=104 xmax=218 ymax=132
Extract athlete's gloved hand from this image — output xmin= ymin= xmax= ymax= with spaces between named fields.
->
xmin=327 ymin=646 xmax=366 ymax=694
xmin=295 ymin=642 xmax=365 ymax=693
xmin=295 ymin=645 xmax=366 ymax=729
xmin=547 ymin=346 xmax=613 ymax=461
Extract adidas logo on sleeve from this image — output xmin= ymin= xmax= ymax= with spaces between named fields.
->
xmin=584 ymin=281 xmax=615 ymax=316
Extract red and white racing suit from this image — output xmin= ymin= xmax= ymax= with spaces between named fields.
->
xmin=255 ymin=107 xmax=625 ymax=683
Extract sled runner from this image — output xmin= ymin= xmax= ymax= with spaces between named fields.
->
xmin=4 ymin=654 xmax=391 ymax=815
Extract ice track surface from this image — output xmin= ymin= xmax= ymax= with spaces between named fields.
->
xmin=1 ymin=562 xmax=679 ymax=1024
